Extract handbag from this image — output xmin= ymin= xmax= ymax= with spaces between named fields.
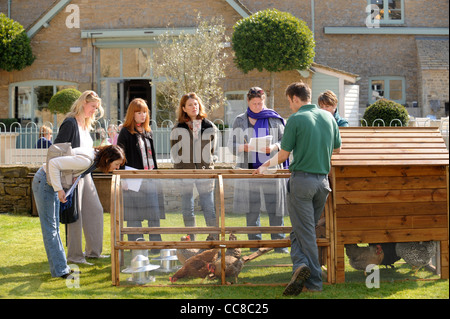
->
xmin=59 ymin=186 xmax=79 ymax=224
xmin=59 ymin=161 xmax=98 ymax=224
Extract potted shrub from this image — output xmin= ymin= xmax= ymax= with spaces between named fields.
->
xmin=362 ymin=99 xmax=409 ymax=127
xmin=48 ymin=88 xmax=82 ymax=115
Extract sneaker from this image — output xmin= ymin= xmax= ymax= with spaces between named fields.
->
xmin=283 ymin=265 xmax=311 ymax=296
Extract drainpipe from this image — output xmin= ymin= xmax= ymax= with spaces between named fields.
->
xmin=8 ymin=0 xmax=12 ymax=18
xmin=311 ymin=0 xmax=315 ymax=41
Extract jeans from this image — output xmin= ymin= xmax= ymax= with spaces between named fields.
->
xmin=32 ymin=167 xmax=70 ymax=277
xmin=246 ymin=180 xmax=285 ymax=241
xmin=181 ymin=180 xmax=215 ymax=222
xmin=287 ymin=171 xmax=331 ymax=291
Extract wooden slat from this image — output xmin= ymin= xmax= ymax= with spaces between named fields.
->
xmin=339 ymin=143 xmax=448 ymax=149
xmin=340 ymin=132 xmax=443 ymax=137
xmin=335 ymin=188 xmax=447 ymax=205
xmin=332 ymin=154 xmax=449 ymax=161
xmin=335 ymin=175 xmax=447 ymax=191
xmin=336 ymin=215 xmax=448 ymax=231
xmin=338 ymin=148 xmax=449 ymax=154
xmin=332 ymin=159 xmax=448 ymax=166
xmin=333 ymin=165 xmax=447 ymax=178
xmin=341 ymin=137 xmax=444 ymax=143
xmin=335 ymin=202 xmax=448 ymax=217
xmin=336 ymin=228 xmax=448 ymax=244
xmin=121 ymin=226 xmax=293 ymax=234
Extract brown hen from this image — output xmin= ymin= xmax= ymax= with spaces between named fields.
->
xmin=345 ymin=244 xmax=384 ymax=275
xmin=169 ymin=248 xmax=219 ymax=283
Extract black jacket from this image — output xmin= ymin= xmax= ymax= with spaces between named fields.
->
xmin=117 ymin=127 xmax=158 ymax=170
xmin=170 ymin=118 xmax=217 ymax=169
xmin=54 ymin=117 xmax=80 ymax=147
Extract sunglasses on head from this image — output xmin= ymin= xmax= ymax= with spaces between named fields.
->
xmin=249 ymin=88 xmax=264 ymax=95
xmin=88 ymin=91 xmax=99 ymax=98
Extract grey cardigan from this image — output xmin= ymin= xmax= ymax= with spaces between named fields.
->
xmin=227 ymin=112 xmax=288 ymax=216
xmin=227 ymin=112 xmax=285 ymax=169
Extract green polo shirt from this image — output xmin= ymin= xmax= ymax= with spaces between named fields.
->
xmin=281 ymin=104 xmax=341 ymax=175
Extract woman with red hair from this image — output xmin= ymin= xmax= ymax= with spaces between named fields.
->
xmin=117 ymin=98 xmax=163 ymax=244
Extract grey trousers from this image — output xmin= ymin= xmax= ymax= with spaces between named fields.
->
xmin=287 ymin=171 xmax=331 ymax=291
xmin=66 ymin=173 xmax=104 ymax=263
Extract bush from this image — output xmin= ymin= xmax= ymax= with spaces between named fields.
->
xmin=362 ymin=99 xmax=409 ymax=127
xmin=48 ymin=88 xmax=82 ymax=114
xmin=0 ymin=13 xmax=35 ymax=72
xmin=0 ymin=118 xmax=18 ymax=132
xmin=232 ymin=9 xmax=315 ymax=73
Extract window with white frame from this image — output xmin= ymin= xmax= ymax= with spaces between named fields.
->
xmin=369 ymin=76 xmax=405 ymax=104
xmin=369 ymin=0 xmax=404 ymax=24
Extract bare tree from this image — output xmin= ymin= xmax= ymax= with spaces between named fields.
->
xmin=152 ymin=15 xmax=229 ymax=122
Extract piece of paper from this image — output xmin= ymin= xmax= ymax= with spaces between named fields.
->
xmin=124 ymin=166 xmax=142 ymax=192
xmin=64 ymin=175 xmax=81 ymax=199
xmin=248 ymin=135 xmax=272 ymax=153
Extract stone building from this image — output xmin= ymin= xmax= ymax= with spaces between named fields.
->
xmin=0 ymin=0 xmax=448 ymax=129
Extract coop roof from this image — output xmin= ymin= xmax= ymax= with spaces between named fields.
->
xmin=331 ymin=127 xmax=449 ymax=166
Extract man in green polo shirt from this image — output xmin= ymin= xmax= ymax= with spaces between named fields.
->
xmin=253 ymin=82 xmax=341 ymax=295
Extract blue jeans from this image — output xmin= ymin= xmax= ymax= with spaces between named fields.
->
xmin=287 ymin=171 xmax=331 ymax=291
xmin=246 ymin=180 xmax=285 ymax=241
xmin=181 ymin=180 xmax=216 ymax=222
xmin=32 ymin=167 xmax=70 ymax=277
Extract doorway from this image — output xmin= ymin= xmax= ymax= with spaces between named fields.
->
xmin=122 ymin=79 xmax=152 ymax=119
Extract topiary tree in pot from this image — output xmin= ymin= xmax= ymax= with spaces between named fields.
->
xmin=0 ymin=13 xmax=35 ymax=71
xmin=48 ymin=88 xmax=82 ymax=115
xmin=362 ymin=99 xmax=409 ymax=127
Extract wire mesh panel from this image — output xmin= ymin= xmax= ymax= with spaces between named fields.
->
xmin=110 ymin=169 xmax=329 ymax=286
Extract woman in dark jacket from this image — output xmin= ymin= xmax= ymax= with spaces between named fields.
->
xmin=170 ymin=92 xmax=218 ymax=240
xmin=117 ymin=98 xmax=163 ymax=243
xmin=53 ymin=90 xmax=107 ymax=264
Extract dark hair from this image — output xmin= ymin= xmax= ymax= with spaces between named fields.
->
xmin=94 ymin=145 xmax=126 ymax=173
xmin=285 ymin=82 xmax=311 ymax=102
xmin=247 ymin=87 xmax=266 ymax=101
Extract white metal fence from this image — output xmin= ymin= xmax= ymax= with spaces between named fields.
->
xmin=1 ymin=117 xmax=448 ymax=165
xmin=0 ymin=119 xmax=235 ymax=165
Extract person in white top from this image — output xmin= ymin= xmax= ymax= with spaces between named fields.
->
xmin=53 ymin=91 xmax=107 ymax=264
xmin=32 ymin=145 xmax=125 ymax=278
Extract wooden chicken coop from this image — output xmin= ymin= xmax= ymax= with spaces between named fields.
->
xmin=328 ymin=127 xmax=449 ymax=283
xmin=109 ymin=169 xmax=339 ymax=286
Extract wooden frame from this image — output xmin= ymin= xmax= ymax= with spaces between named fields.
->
xmin=329 ymin=127 xmax=449 ymax=282
xmin=110 ymin=169 xmax=335 ymax=286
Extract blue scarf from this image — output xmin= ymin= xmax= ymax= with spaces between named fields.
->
xmin=247 ymin=107 xmax=289 ymax=169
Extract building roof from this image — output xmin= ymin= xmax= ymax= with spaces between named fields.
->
xmin=416 ymin=37 xmax=449 ymax=70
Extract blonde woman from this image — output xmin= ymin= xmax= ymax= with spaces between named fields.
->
xmin=54 ymin=90 xmax=106 ymax=265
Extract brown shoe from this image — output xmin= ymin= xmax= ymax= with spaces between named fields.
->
xmin=283 ymin=265 xmax=311 ymax=296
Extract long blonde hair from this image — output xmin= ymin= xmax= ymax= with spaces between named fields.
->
xmin=66 ymin=90 xmax=104 ymax=131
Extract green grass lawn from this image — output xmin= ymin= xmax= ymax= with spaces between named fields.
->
xmin=0 ymin=212 xmax=448 ymax=300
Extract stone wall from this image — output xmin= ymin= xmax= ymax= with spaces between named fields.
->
xmin=0 ymin=165 xmax=38 ymax=214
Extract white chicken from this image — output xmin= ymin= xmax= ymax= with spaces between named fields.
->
xmin=395 ymin=241 xmax=437 ymax=275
